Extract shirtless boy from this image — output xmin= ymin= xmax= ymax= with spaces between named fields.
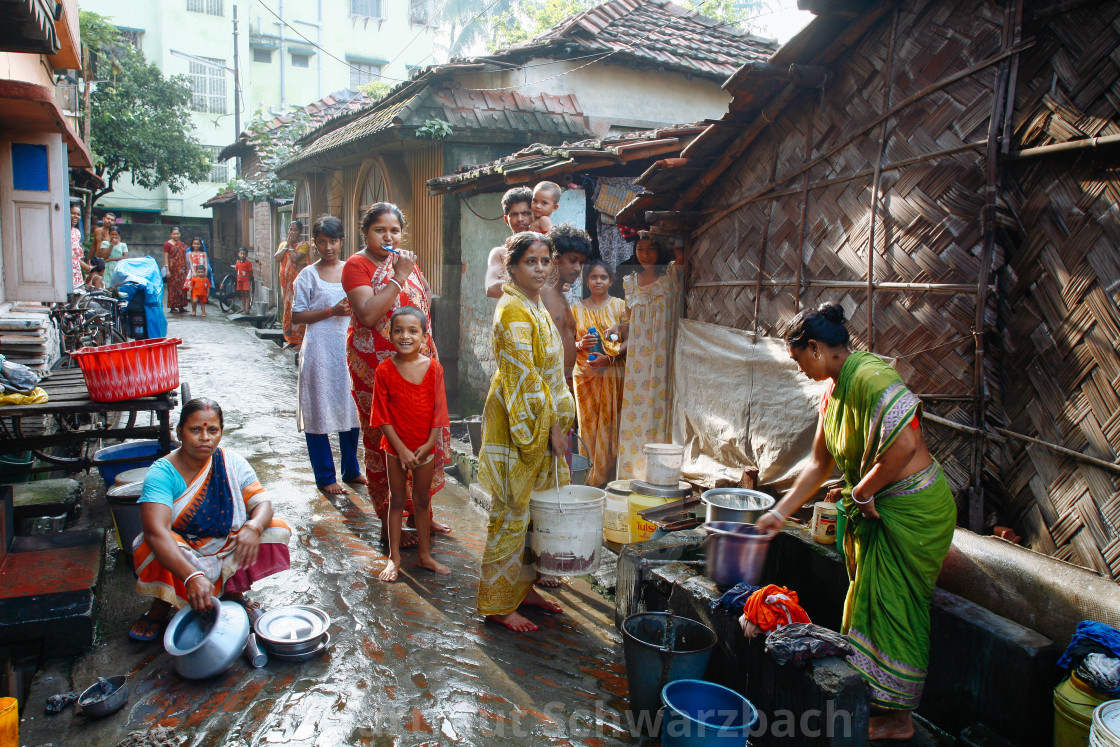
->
xmin=485 ymin=187 xmax=534 ymax=299
xmin=530 ymin=181 xmax=561 ymax=234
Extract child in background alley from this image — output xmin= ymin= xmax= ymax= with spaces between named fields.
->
xmin=372 ymin=305 xmax=451 ymax=583
xmin=189 ymin=264 xmax=210 ymax=317
xmin=236 ymin=247 xmax=253 ymax=312
xmin=530 ymin=181 xmax=561 ymax=233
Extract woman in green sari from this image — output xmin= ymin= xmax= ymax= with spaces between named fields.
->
xmin=756 ymin=303 xmax=955 ymax=741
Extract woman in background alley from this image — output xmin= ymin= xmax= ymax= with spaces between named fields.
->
xmin=163 ymin=226 xmax=189 ymax=313
xmin=291 ymin=215 xmax=362 ymax=496
xmin=129 ymin=399 xmax=292 ymax=641
xmin=275 ymin=220 xmax=309 ymax=348
xmin=756 ymin=304 xmax=955 ymax=742
xmin=343 ymin=202 xmax=451 ymax=546
xmin=101 ymin=225 xmax=128 ymax=286
xmin=571 ymin=259 xmax=627 ymax=487
xmin=612 ymin=231 xmax=680 ymax=482
xmin=476 ymin=232 xmax=574 ymax=633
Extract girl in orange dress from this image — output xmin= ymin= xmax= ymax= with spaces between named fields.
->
xmin=342 ymin=203 xmax=452 ymax=545
xmin=372 ymin=306 xmax=451 ymax=582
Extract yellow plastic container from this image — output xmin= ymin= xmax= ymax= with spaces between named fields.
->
xmin=604 ymin=480 xmax=632 ymax=544
xmin=1054 ymin=673 xmax=1108 ymax=747
xmin=0 ymin=697 xmax=17 ymax=747
xmin=628 ymin=491 xmax=672 ymax=543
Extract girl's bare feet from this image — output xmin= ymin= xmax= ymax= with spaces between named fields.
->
xmin=417 ymin=556 xmax=451 ymax=575
xmin=345 ymin=475 xmax=368 ymax=485
xmin=869 ymin=711 xmax=915 ymax=741
xmin=320 ymin=482 xmax=347 ymax=495
xmin=535 ymin=574 xmax=564 ymax=588
xmin=407 ymin=516 xmax=452 ymax=534
xmin=522 ymin=588 xmax=562 ymax=613
xmin=487 ymin=611 xmax=538 ymax=632
xmin=379 ymin=559 xmax=400 ymax=582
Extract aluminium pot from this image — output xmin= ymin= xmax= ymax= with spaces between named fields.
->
xmin=700 ymin=488 xmax=775 ymax=524
xmin=164 ymin=597 xmax=250 ymax=679
xmin=703 ymin=521 xmax=771 ymax=587
xmin=254 ymin=605 xmax=331 ymax=655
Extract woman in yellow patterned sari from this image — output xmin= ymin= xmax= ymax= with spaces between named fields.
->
xmin=571 ymin=259 xmax=627 ymax=487
xmin=757 ymin=304 xmax=955 ymax=742
xmin=476 ymin=232 xmax=575 ymax=633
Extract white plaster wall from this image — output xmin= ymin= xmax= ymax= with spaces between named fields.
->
xmin=457 ymin=189 xmax=585 ymax=410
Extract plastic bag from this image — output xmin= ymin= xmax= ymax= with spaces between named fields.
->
xmin=0 ymin=387 xmax=48 ymax=405
xmin=0 ymin=355 xmax=44 ymax=394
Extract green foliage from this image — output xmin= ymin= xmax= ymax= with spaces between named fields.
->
xmin=358 ymin=80 xmax=393 ymax=101
xmin=415 ymin=118 xmax=453 ymax=141
xmin=80 ymin=11 xmax=212 ymax=203
xmin=488 ymin=0 xmax=595 ymax=51
xmin=224 ymin=109 xmax=312 ymax=201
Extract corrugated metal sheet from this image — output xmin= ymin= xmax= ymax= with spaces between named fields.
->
xmin=405 ymin=145 xmax=445 ymax=296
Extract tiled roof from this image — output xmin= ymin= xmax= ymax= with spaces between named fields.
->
xmin=277 ymin=89 xmax=592 ymax=177
xmin=519 ymin=0 xmax=778 ymax=79
xmin=217 ymin=89 xmax=370 ymax=162
xmin=427 ymin=123 xmax=706 ymax=195
xmin=201 ymin=189 xmax=238 ymax=208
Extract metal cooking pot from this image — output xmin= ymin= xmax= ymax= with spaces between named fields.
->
xmin=164 ymin=597 xmax=250 ymax=679
xmin=703 ymin=521 xmax=771 ymax=587
xmin=75 ymin=675 xmax=129 ymax=718
xmin=254 ymin=606 xmax=331 ymax=655
xmin=700 ymin=488 xmax=775 ymax=524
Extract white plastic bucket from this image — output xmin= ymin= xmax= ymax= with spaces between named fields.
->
xmin=644 ymin=443 xmax=683 ymax=486
xmin=529 ymin=484 xmax=606 ymax=576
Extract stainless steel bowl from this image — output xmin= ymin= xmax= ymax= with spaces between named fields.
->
xmin=703 ymin=521 xmax=771 ymax=587
xmin=164 ymin=597 xmax=250 ymax=680
xmin=254 ymin=605 xmax=331 ymax=655
xmin=76 ymin=675 xmax=128 ymax=718
xmin=700 ymin=488 xmax=775 ymax=524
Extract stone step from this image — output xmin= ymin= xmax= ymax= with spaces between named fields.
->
xmin=12 ymin=478 xmax=81 ymax=535
xmin=0 ymin=528 xmax=105 ymax=657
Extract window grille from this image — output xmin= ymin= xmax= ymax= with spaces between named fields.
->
xmin=252 ymin=48 xmax=272 ymax=63
xmin=409 ymin=0 xmax=432 ymax=24
xmin=187 ymin=0 xmax=223 ymax=15
xmin=189 ymin=57 xmax=226 ymax=114
xmin=291 ymin=53 xmax=310 ymax=68
xmin=349 ymin=62 xmax=380 ymax=89
xmin=117 ymin=28 xmax=144 ymax=49
xmin=351 ymin=0 xmax=382 ymax=19
xmin=206 ymin=146 xmax=228 ymax=183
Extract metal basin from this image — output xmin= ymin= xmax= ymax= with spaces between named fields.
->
xmin=703 ymin=521 xmax=771 ymax=587
xmin=254 ymin=606 xmax=331 ymax=655
xmin=76 ymin=675 xmax=128 ymax=718
xmin=164 ymin=597 xmax=250 ymax=679
xmin=701 ymin=488 xmax=775 ymax=524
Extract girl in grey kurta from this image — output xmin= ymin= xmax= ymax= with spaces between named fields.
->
xmin=291 ymin=215 xmax=363 ymax=495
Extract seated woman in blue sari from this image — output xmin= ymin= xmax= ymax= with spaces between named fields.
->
xmin=128 ymin=398 xmax=291 ymax=641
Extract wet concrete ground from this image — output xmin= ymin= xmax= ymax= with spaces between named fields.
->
xmin=21 ymin=312 xmax=633 ymax=746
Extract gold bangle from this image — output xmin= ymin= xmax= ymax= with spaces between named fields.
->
xmin=240 ymin=521 xmax=262 ymax=535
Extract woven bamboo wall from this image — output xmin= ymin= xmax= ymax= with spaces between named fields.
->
xmin=999 ymin=2 xmax=1120 ymax=576
xmin=684 ymin=0 xmax=1120 ymax=576
xmin=686 ymin=0 xmax=1005 ymax=512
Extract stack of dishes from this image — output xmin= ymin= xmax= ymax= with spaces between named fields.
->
xmin=253 ymin=606 xmax=331 ymax=662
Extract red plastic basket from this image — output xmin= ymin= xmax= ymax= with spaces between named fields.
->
xmin=71 ymin=338 xmax=183 ymax=402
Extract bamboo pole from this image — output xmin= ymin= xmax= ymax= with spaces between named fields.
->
xmin=867 ymin=8 xmax=898 ymax=351
xmin=691 ymin=278 xmax=988 ymax=293
xmin=795 ymin=98 xmax=814 ymax=312
xmin=1004 ymin=133 xmax=1120 ymax=160
xmin=753 ymin=149 xmax=780 ymax=337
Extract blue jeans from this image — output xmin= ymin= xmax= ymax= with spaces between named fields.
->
xmin=305 ymin=429 xmax=361 ymax=488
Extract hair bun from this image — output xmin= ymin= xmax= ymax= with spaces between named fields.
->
xmin=818 ymin=303 xmax=845 ymax=325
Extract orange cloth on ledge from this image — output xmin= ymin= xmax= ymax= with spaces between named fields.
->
xmin=743 ymin=584 xmax=811 ymax=633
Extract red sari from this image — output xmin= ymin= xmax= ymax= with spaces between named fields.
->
xmin=341 ymin=252 xmax=451 ymax=520
xmin=279 ymin=241 xmax=309 ymax=346
xmin=164 ymin=240 xmax=189 ymax=309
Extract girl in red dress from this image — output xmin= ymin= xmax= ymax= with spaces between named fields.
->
xmin=235 ymin=247 xmax=253 ymax=312
xmin=371 ymin=306 xmax=451 ymax=582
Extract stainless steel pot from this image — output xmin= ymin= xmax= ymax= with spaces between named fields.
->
xmin=700 ymin=488 xmax=775 ymax=524
xmin=254 ymin=606 xmax=331 ymax=655
xmin=703 ymin=521 xmax=771 ymax=587
xmin=164 ymin=597 xmax=250 ymax=679
xmin=75 ymin=675 xmax=129 ymax=718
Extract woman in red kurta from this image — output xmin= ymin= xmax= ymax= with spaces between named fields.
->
xmin=342 ymin=203 xmax=452 ymax=544
xmin=163 ymin=227 xmax=189 ymax=312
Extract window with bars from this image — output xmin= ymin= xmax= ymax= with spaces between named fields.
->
xmin=117 ymin=28 xmax=143 ymax=49
xmin=189 ymin=57 xmax=226 ymax=113
xmin=351 ymin=0 xmax=382 ymax=19
xmin=409 ymin=0 xmax=432 ymax=25
xmin=252 ymin=48 xmax=272 ymax=63
xmin=291 ymin=53 xmax=310 ymax=68
xmin=349 ymin=62 xmax=380 ymax=89
xmin=205 ymin=146 xmax=228 ymax=183
xmin=187 ymin=0 xmax=223 ymax=15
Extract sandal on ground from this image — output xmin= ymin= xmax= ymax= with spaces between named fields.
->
xmin=128 ymin=611 xmax=168 ymax=642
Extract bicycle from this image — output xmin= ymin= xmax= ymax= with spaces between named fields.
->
xmin=215 ymin=261 xmax=253 ymax=314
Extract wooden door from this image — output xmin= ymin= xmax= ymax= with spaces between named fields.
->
xmin=0 ymin=132 xmax=69 ymax=302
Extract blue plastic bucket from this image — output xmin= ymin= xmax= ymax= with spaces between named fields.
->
xmin=94 ymin=440 xmax=175 ymax=488
xmin=660 ymin=679 xmax=758 ymax=746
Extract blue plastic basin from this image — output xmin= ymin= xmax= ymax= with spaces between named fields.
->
xmin=660 ymin=679 xmax=758 ymax=746
xmin=94 ymin=440 xmax=175 ymax=487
